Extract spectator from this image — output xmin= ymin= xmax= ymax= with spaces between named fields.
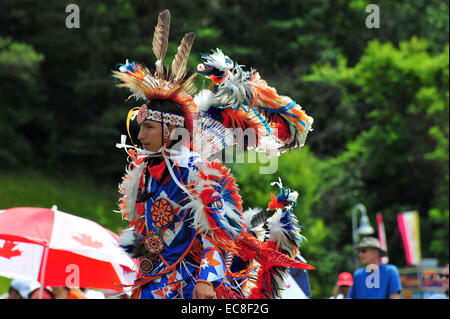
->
xmin=81 ymin=288 xmax=106 ymax=299
xmin=57 ymin=286 xmax=106 ymax=299
xmin=348 ymin=237 xmax=402 ymax=299
xmin=65 ymin=287 xmax=86 ymax=299
xmin=28 ymin=282 xmax=55 ymax=299
xmin=51 ymin=286 xmax=83 ymax=299
xmin=330 ymin=272 xmax=353 ymax=299
xmin=428 ymin=264 xmax=449 ymax=299
xmin=1 ymin=279 xmax=33 ymax=299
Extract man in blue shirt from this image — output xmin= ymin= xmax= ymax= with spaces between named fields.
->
xmin=349 ymin=237 xmax=402 ymax=299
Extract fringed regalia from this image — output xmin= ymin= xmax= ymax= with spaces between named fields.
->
xmin=113 ymin=10 xmax=315 ymax=299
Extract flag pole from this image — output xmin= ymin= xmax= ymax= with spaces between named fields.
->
xmin=39 ymin=241 xmax=50 ymax=299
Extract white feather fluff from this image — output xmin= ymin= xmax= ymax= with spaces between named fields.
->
xmin=207 ymin=48 xmax=234 ymax=72
xmin=194 ymin=89 xmax=216 ymax=112
xmin=119 ymin=227 xmax=138 ymax=247
xmin=267 ymin=209 xmax=284 ymax=241
xmin=253 ymin=135 xmax=282 ymax=157
xmin=267 ymin=208 xmax=301 ymax=257
xmin=185 ymin=197 xmax=214 ymax=234
xmin=287 ymin=190 xmax=299 ymax=203
xmin=185 ymin=162 xmax=243 ymax=240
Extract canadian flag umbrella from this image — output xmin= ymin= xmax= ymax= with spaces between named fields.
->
xmin=0 ymin=207 xmax=137 ymax=294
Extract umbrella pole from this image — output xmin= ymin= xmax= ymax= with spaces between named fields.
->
xmin=39 ymin=242 xmax=50 ymax=299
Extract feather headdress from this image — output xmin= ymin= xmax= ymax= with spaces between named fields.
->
xmin=113 ymin=11 xmax=313 ymax=160
xmin=113 ymin=9 xmax=197 ymax=138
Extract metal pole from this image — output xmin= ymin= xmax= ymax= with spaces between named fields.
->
xmin=352 ymin=208 xmax=359 ymax=270
xmin=352 ymin=203 xmax=370 ymax=270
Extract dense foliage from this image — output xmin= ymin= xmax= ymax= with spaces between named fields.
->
xmin=0 ymin=0 xmax=448 ymax=298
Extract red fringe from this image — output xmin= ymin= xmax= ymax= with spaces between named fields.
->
xmin=148 ymin=160 xmax=166 ymax=182
xmin=172 ymin=94 xmax=197 ymax=137
xmin=221 ymin=108 xmax=264 ymax=147
xmin=247 ymin=267 xmax=270 ymax=299
xmin=268 ymin=193 xmax=287 ymax=210
xmin=187 ymin=236 xmax=204 ymax=264
xmin=216 ymin=285 xmax=245 ymax=299
xmin=270 ymin=114 xmax=291 ymax=143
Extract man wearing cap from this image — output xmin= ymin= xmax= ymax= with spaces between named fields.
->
xmin=348 ymin=237 xmax=402 ymax=299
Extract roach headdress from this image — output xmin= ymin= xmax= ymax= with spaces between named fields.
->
xmin=113 ymin=9 xmax=197 ymax=146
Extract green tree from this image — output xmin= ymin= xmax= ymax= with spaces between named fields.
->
xmin=304 ymin=37 xmax=449 ymax=270
xmin=0 ymin=36 xmax=45 ymax=167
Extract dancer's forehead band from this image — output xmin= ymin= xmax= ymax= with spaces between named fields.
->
xmin=136 ymin=104 xmax=185 ymax=127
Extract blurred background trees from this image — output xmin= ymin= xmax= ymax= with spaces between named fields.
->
xmin=0 ymin=0 xmax=448 ymax=297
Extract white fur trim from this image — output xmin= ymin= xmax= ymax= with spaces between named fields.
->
xmin=118 ymin=161 xmax=145 ymax=221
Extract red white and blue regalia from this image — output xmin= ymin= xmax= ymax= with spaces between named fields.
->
xmin=113 ymin=10 xmax=315 ymax=299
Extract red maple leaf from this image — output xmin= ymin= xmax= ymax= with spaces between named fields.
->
xmin=72 ymin=233 xmax=103 ymax=248
xmin=0 ymin=241 xmax=22 ymax=259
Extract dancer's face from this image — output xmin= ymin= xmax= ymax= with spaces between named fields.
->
xmin=138 ymin=120 xmax=163 ymax=152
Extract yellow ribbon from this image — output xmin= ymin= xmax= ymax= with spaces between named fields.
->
xmin=126 ymin=107 xmax=141 ymax=146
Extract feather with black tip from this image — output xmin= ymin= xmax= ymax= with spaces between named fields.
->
xmin=245 ymin=207 xmax=267 ymax=230
xmin=118 ymin=227 xmax=146 ymax=258
xmin=171 ymin=32 xmax=195 ymax=81
xmin=243 ymin=207 xmax=267 ymax=240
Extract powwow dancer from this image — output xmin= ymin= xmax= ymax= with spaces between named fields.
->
xmin=113 ymin=10 xmax=314 ymax=299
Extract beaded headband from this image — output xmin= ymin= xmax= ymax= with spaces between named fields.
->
xmin=136 ymin=104 xmax=185 ymax=127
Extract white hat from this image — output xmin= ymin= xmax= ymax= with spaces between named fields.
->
xmin=10 ymin=279 xmax=40 ymax=299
